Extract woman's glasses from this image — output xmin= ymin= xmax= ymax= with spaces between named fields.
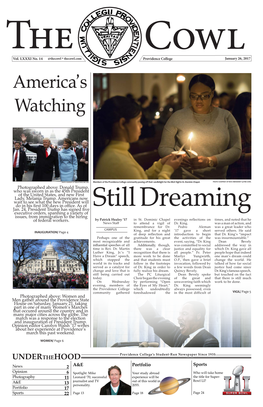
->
xmin=189 ymin=92 xmax=212 ymax=101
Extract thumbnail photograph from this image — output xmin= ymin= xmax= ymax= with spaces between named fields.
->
xmin=13 ymin=239 xmax=89 ymax=289
xmin=13 ymin=127 xmax=89 ymax=182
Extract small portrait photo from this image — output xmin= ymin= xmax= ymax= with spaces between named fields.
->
xmin=100 ymin=365 xmax=131 ymax=395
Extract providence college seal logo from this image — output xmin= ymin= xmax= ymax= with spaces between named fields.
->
xmin=78 ymin=7 xmax=142 ymax=68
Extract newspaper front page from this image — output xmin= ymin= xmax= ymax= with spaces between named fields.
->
xmin=2 ymin=0 xmax=261 ymax=405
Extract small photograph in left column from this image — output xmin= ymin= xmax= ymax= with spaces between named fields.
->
xmin=12 ymin=127 xmax=89 ymax=182
xmin=13 ymin=239 xmax=89 ymax=289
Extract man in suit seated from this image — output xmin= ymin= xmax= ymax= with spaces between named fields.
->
xmin=21 ymin=134 xmax=59 ymax=181
xmin=100 ymin=365 xmax=131 ymax=395
xmin=13 ymin=141 xmax=28 ymax=181
xmin=139 ymin=300 xmax=219 ymax=347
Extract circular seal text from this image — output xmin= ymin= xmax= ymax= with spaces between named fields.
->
xmin=78 ymin=7 xmax=142 ymax=68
